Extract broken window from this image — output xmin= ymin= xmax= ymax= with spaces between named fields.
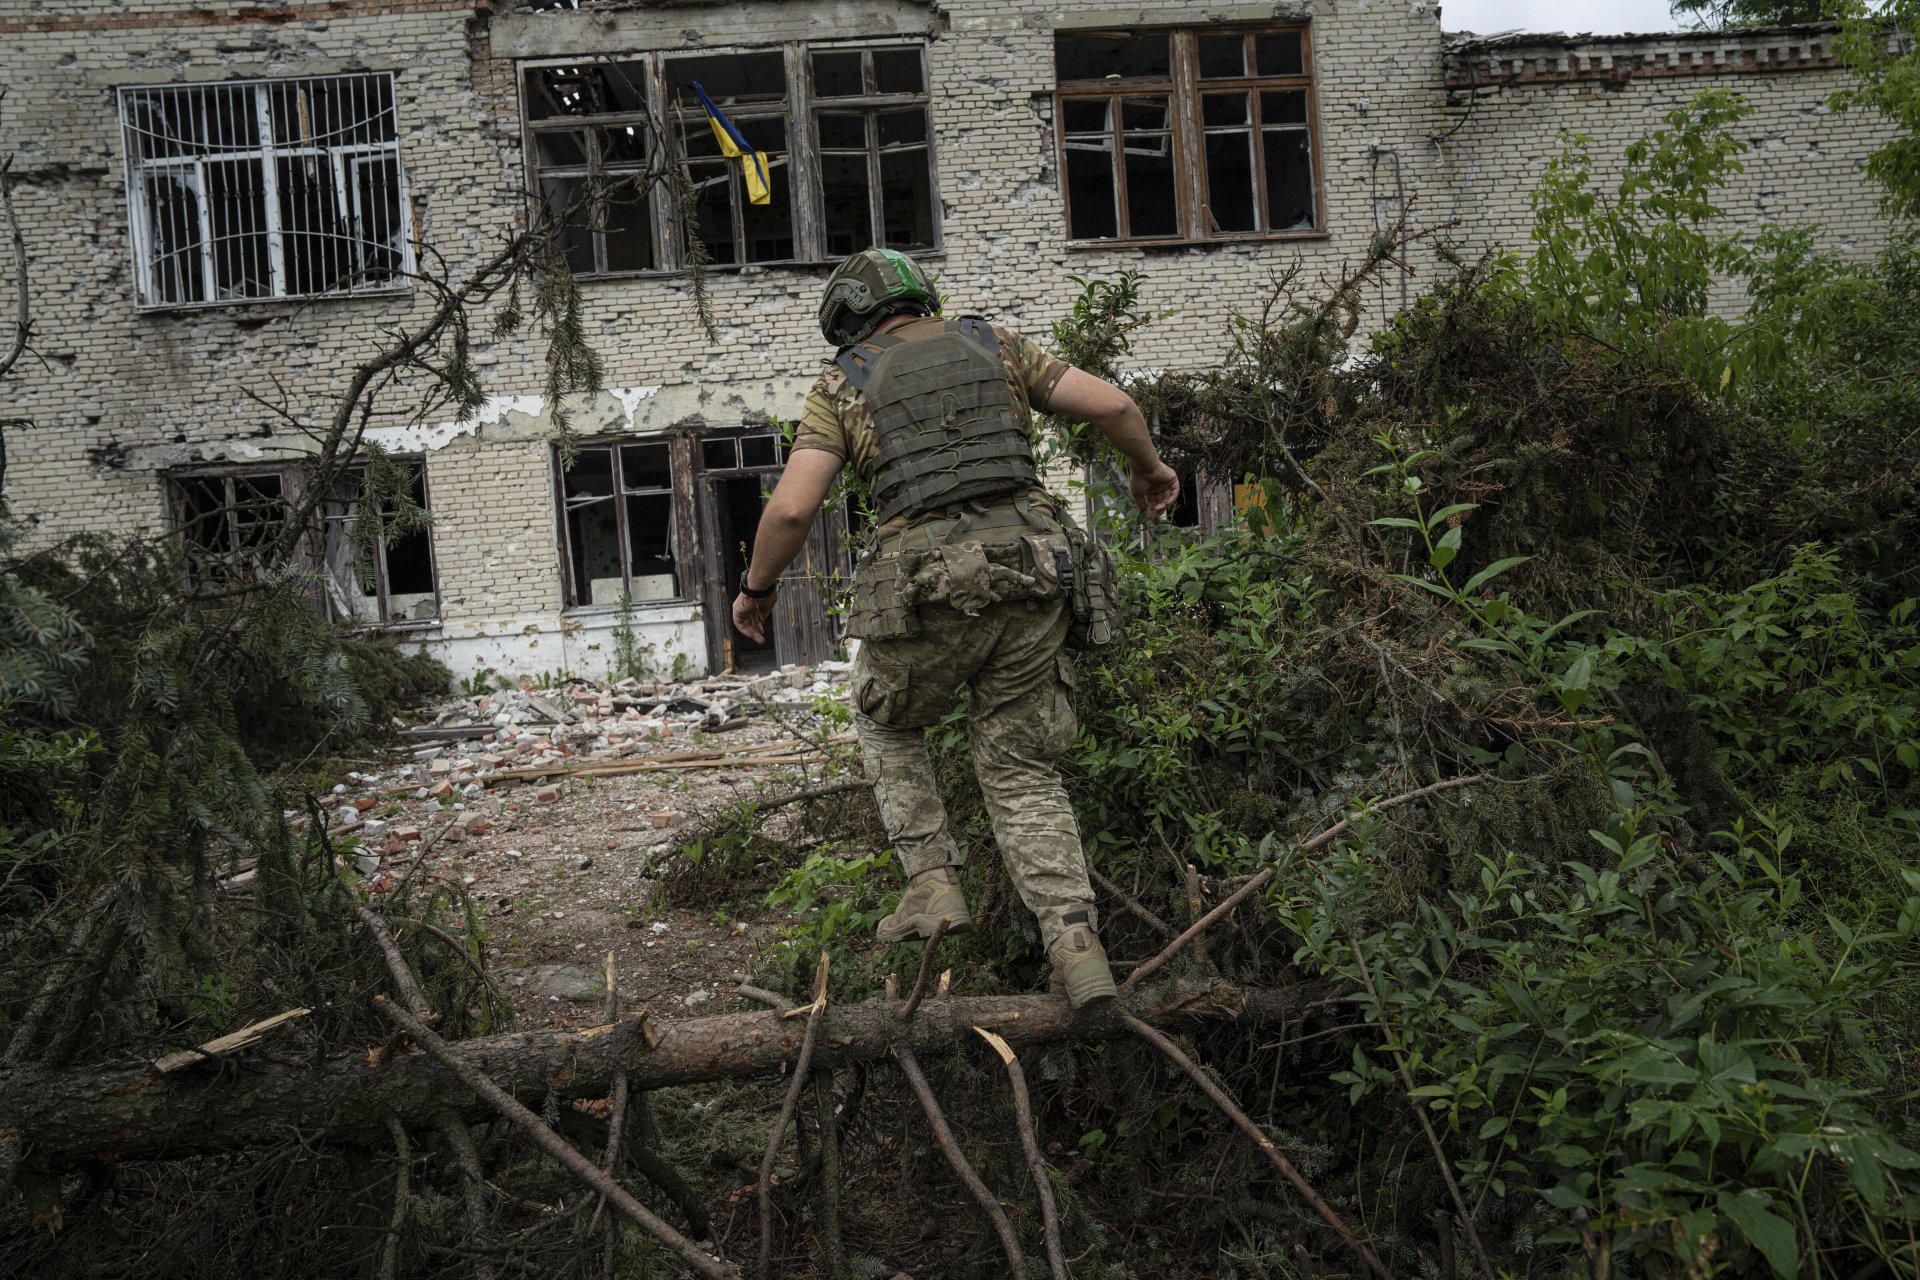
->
xmin=518 ymin=40 xmax=938 ymax=274
xmin=700 ymin=431 xmax=787 ymax=473
xmin=525 ymin=61 xmax=660 ymax=274
xmin=811 ymin=44 xmax=937 ymax=257
xmin=668 ymin=51 xmax=794 ymax=266
xmin=558 ymin=440 xmax=688 ymax=608
xmin=320 ymin=461 xmax=439 ymax=626
xmin=168 ymin=469 xmax=291 ymax=582
xmin=119 ymin=74 xmax=412 ymax=307
xmin=1056 ymin=25 xmax=1320 ymax=243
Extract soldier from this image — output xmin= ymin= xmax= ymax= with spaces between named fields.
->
xmin=732 ymin=248 xmax=1179 ymax=1008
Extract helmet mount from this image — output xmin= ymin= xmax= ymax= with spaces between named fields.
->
xmin=818 ymin=248 xmax=941 ymax=348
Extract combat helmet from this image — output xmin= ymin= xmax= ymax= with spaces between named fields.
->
xmin=818 ymin=248 xmax=939 ymax=348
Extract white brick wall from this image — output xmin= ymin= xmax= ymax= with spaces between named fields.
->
xmin=0 ymin=2 xmax=1897 ymax=678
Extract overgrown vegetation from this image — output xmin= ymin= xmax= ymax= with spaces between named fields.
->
xmin=5 ymin=65 xmax=1920 ymax=1280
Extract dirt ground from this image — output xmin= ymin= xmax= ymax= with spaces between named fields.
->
xmin=313 ymin=665 xmax=863 ymax=1027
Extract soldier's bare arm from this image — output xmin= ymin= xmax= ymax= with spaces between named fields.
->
xmin=1043 ymin=368 xmax=1181 ymax=519
xmin=731 ymin=448 xmax=844 ymax=644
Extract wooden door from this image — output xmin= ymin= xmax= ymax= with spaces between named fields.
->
xmin=696 ymin=435 xmax=852 ymax=674
xmin=769 ymin=484 xmax=849 ymax=667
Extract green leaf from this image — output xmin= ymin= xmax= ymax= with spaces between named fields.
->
xmin=1390 ymin=573 xmax=1459 ymax=601
xmin=1431 ymin=526 xmax=1463 ymax=571
xmin=1717 ymin=1190 xmax=1798 ymax=1279
xmin=1462 ymin=556 xmax=1531 ymax=596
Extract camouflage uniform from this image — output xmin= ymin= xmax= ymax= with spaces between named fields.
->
xmin=793 ymin=318 xmax=1100 ymax=949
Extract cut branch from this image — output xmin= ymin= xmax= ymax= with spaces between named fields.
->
xmin=895 ymin=1045 xmax=1025 ymax=1275
xmin=758 ymin=954 xmax=828 ymax=1280
xmin=976 ymin=1027 xmax=1068 ymax=1280
xmin=899 ymin=916 xmax=951 ymax=1022
xmin=1091 ymin=865 xmax=1173 ymax=935
xmin=356 ymin=903 xmax=436 ymax=1022
xmin=438 ymin=1114 xmax=497 ymax=1280
xmin=1123 ymin=1013 xmax=1391 ymax=1280
xmin=374 ymin=996 xmax=739 ymax=1280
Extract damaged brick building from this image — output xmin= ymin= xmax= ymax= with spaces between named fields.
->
xmin=1 ymin=1 xmax=1899 ymax=680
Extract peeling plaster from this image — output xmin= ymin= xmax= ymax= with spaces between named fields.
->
xmin=363 ymin=393 xmax=542 ymax=454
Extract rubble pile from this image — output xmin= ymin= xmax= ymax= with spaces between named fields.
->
xmin=298 ymin=661 xmax=854 ymax=873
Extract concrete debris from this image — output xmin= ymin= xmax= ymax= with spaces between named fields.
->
xmin=306 ymin=661 xmax=852 ymax=873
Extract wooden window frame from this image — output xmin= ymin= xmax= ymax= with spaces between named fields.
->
xmin=522 ymin=60 xmax=666 ymax=276
xmin=806 ymin=43 xmax=941 ymax=259
xmin=553 ymin=435 xmax=700 ymax=611
xmin=319 ymin=458 xmax=442 ymax=629
xmin=166 ymin=465 xmax=298 ymax=583
xmin=1054 ymin=23 xmax=1326 ymax=247
xmin=518 ymin=39 xmax=940 ymax=279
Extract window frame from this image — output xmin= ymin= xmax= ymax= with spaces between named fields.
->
xmin=553 ymin=435 xmax=700 ymax=612
xmin=805 ymin=42 xmax=942 ymax=260
xmin=522 ymin=60 xmax=669 ymax=275
xmin=319 ymin=458 xmax=442 ymax=629
xmin=117 ymin=73 xmax=415 ymax=310
xmin=517 ymin=39 xmax=941 ymax=279
xmin=1053 ymin=23 xmax=1325 ymax=247
xmin=165 ymin=465 xmax=298 ymax=584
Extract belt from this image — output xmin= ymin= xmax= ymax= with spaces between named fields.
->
xmin=869 ymin=490 xmax=1060 ymax=555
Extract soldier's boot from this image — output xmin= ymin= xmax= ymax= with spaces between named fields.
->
xmin=875 ymin=867 xmax=972 ymax=945
xmin=1048 ymin=921 xmax=1118 ymax=1009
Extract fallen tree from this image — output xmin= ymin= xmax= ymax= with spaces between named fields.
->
xmin=0 ymin=980 xmax=1320 ymax=1168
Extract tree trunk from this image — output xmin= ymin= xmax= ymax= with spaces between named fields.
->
xmin=1 ymin=982 xmax=1313 ymax=1169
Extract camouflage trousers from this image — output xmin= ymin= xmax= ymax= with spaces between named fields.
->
xmin=851 ymin=595 xmax=1098 ymax=950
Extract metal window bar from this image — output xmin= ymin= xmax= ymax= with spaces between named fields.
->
xmin=119 ymin=73 xmax=413 ymax=308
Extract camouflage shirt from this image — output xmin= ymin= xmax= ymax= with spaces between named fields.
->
xmin=793 ymin=316 xmax=1071 ymax=489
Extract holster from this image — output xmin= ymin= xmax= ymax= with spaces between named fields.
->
xmin=1060 ymin=517 xmax=1117 ymax=650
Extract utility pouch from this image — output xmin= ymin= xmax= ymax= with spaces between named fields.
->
xmin=1061 ymin=519 xmax=1117 ymax=650
xmin=844 ymin=553 xmax=920 ymax=641
xmin=936 ymin=541 xmax=997 ymax=615
xmin=1020 ymin=533 xmax=1070 ymax=599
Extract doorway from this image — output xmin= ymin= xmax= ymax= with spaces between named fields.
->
xmin=696 ymin=430 xmax=853 ymax=674
xmin=713 ymin=475 xmax=776 ymax=673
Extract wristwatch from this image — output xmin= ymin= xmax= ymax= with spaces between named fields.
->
xmin=738 ymin=570 xmax=777 ymax=600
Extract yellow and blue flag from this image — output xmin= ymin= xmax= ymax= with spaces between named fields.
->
xmin=692 ymin=82 xmax=772 ymax=206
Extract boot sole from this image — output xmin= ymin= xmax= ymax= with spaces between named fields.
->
xmin=1052 ymin=973 xmax=1119 ymax=1009
xmin=875 ymin=912 xmax=973 ymax=946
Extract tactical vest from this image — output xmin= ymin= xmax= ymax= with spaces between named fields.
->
xmin=834 ymin=316 xmax=1040 ymax=527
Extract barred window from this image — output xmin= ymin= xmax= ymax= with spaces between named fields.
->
xmin=118 ymin=74 xmax=413 ymax=308
xmin=519 ymin=40 xmax=938 ymax=276
xmin=1056 ymin=25 xmax=1321 ymax=244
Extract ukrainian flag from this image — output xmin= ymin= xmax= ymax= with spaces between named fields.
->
xmin=691 ymin=82 xmax=772 ymax=206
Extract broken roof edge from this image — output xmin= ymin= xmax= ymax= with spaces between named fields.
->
xmin=1443 ymin=20 xmax=1843 ymax=55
